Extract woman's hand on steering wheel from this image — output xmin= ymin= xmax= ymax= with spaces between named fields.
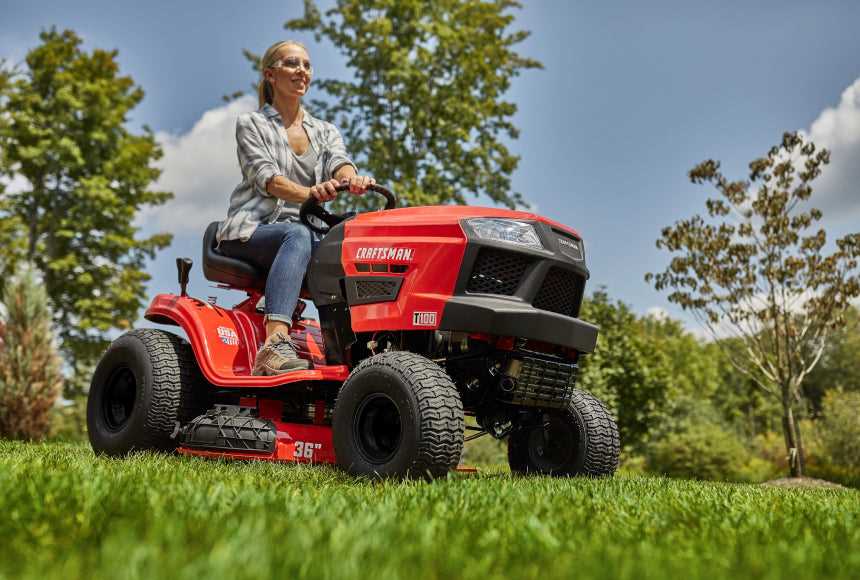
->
xmin=309 ymin=174 xmax=376 ymax=202
xmin=309 ymin=179 xmax=340 ymax=202
xmin=342 ymin=174 xmax=376 ymax=194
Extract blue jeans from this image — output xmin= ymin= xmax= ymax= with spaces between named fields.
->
xmin=219 ymin=221 xmax=318 ymax=325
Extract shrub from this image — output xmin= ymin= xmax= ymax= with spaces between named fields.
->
xmin=806 ymin=390 xmax=860 ymax=487
xmin=461 ymin=433 xmax=507 ymax=466
xmin=816 ymin=390 xmax=860 ymax=465
xmin=0 ymin=266 xmax=64 ymax=439
xmin=645 ymin=421 xmax=759 ymax=482
xmin=48 ymin=397 xmax=88 ymax=441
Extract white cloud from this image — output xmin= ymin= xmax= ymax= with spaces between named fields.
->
xmin=0 ymin=173 xmax=30 ymax=194
xmin=140 ymin=95 xmax=256 ymax=235
xmin=802 ymin=77 xmax=860 ymax=223
xmin=645 ymin=306 xmax=668 ymax=321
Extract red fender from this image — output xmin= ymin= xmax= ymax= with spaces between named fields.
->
xmin=144 ymin=293 xmax=349 ymax=388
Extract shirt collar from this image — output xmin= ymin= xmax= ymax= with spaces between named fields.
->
xmin=260 ymin=103 xmax=319 ymax=130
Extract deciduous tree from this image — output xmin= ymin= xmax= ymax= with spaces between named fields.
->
xmin=0 ymin=29 xmax=172 ymax=376
xmin=646 ymin=132 xmax=860 ymax=477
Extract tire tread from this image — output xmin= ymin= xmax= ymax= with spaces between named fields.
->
xmin=340 ymin=352 xmax=464 ymax=478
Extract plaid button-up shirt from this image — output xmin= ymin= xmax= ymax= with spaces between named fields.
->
xmin=216 ymin=104 xmax=356 ymax=244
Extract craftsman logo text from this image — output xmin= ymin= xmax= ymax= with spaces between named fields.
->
xmin=356 ymin=247 xmax=415 ymax=261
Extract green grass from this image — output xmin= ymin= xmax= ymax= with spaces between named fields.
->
xmin=2 ymin=441 xmax=858 ymax=580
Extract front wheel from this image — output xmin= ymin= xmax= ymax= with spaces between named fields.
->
xmin=508 ymin=390 xmax=620 ymax=477
xmin=333 ymin=352 xmax=464 ymax=479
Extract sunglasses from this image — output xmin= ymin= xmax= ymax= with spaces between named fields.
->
xmin=273 ymin=57 xmax=313 ymax=74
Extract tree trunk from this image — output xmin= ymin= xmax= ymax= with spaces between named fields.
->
xmin=793 ymin=414 xmax=807 ymax=476
xmin=781 ymin=404 xmax=802 ymax=478
xmin=27 ymin=202 xmax=38 ymax=261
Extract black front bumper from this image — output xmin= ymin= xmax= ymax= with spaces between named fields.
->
xmin=439 ymin=219 xmax=598 ymax=353
xmin=439 ymin=295 xmax=598 ymax=353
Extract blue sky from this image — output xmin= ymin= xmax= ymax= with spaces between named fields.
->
xmin=2 ymin=0 xmax=859 ymax=330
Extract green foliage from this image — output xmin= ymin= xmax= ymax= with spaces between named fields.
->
xmin=709 ymin=338 xmax=782 ymax=437
xmin=275 ymin=0 xmax=542 ymax=210
xmin=460 ymin=432 xmax=506 ymax=466
xmin=3 ymin=441 xmax=859 ymax=579
xmin=47 ymin=397 xmax=88 ymax=442
xmin=577 ymin=289 xmax=722 ymax=450
xmin=0 ymin=29 xmax=172 ymax=376
xmin=645 ymin=421 xmax=751 ymax=482
xmin=806 ymin=390 xmax=860 ymax=487
xmin=0 ymin=266 xmax=63 ymax=439
xmin=646 ymin=131 xmax=860 ymax=476
xmin=804 ymin=305 xmax=860 ymax=410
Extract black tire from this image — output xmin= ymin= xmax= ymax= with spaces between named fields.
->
xmin=87 ymin=329 xmax=212 ymax=456
xmin=508 ymin=390 xmax=620 ymax=477
xmin=333 ymin=352 xmax=464 ymax=479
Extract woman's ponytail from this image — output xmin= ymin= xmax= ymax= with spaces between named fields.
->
xmin=257 ymin=78 xmax=273 ymax=108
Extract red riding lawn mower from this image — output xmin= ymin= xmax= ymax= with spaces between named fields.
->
xmin=87 ymin=185 xmax=620 ymax=479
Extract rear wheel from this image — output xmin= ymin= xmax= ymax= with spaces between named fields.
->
xmin=333 ymin=352 xmax=464 ymax=479
xmin=508 ymin=390 xmax=619 ymax=476
xmin=87 ymin=329 xmax=211 ymax=456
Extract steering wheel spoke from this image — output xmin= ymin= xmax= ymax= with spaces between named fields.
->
xmin=299 ymin=184 xmax=397 ymax=235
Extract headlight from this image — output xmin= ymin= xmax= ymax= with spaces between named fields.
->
xmin=466 ymin=218 xmax=544 ymax=251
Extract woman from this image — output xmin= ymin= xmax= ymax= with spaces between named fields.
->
xmin=217 ymin=40 xmax=375 ymax=375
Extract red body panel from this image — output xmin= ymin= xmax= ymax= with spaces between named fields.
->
xmin=349 ymin=205 xmax=581 ymax=239
xmin=144 ymin=294 xmax=348 ymax=387
xmin=344 ymin=205 xmax=580 ymax=333
xmin=344 ymin=219 xmax=467 ymax=332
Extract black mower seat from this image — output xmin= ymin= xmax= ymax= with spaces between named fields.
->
xmin=202 ymin=221 xmax=265 ymax=291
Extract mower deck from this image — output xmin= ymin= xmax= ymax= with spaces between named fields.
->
xmin=178 ymin=421 xmax=336 ymax=464
xmin=177 ymin=398 xmax=337 ymax=464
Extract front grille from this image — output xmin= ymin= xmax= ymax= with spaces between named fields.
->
xmin=356 ymin=280 xmax=397 ymax=299
xmin=502 ymin=355 xmax=577 ymax=409
xmin=466 ymin=249 xmax=532 ymax=296
xmin=533 ymin=267 xmax=581 ymax=317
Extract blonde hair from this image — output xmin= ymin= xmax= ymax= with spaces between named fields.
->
xmin=257 ymin=40 xmax=309 ymax=108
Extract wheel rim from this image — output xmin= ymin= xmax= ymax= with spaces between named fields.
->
xmin=102 ymin=367 xmax=137 ymax=432
xmin=353 ymin=393 xmax=402 ymax=464
xmin=526 ymin=414 xmax=578 ymax=471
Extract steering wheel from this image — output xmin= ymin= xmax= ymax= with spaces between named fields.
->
xmin=299 ymin=183 xmax=397 ymax=235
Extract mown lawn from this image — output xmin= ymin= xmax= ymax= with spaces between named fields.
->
xmin=1 ymin=440 xmax=858 ymax=580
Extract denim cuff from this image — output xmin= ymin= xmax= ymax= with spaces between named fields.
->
xmin=264 ymin=313 xmax=292 ymax=326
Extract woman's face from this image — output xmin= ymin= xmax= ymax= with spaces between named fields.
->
xmin=265 ymin=44 xmax=312 ymax=99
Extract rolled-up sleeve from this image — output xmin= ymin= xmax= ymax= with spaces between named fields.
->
xmin=323 ymin=122 xmax=357 ymax=180
xmin=236 ymin=115 xmax=279 ymax=197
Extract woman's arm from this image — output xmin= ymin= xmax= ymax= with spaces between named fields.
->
xmin=265 ymin=175 xmax=312 ymax=203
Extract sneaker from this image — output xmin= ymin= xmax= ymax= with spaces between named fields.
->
xmin=252 ymin=332 xmax=310 ymax=375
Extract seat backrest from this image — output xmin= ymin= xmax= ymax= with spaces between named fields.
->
xmin=202 ymin=222 xmax=265 ymax=291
